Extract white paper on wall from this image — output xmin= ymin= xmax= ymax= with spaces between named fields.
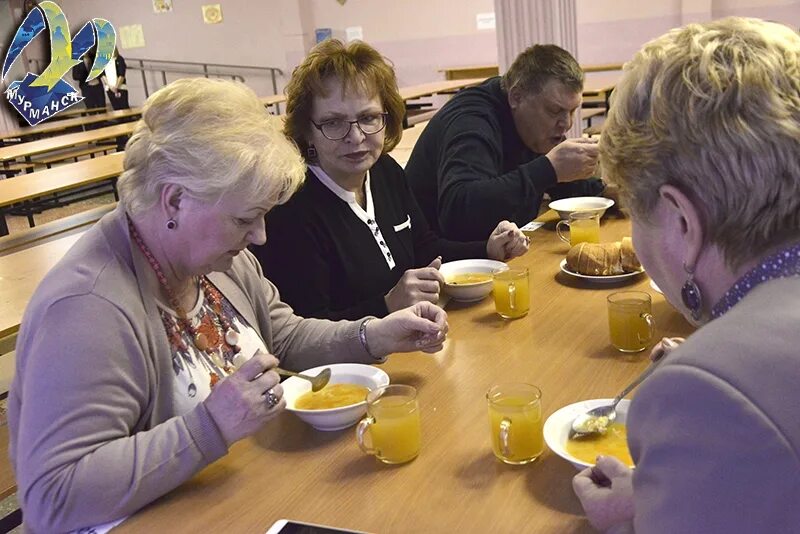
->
xmin=345 ymin=26 xmax=363 ymax=42
xmin=476 ymin=12 xmax=496 ymax=30
xmin=119 ymin=24 xmax=146 ymax=49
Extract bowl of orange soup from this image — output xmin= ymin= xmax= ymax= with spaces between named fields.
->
xmin=283 ymin=363 xmax=390 ymax=431
xmin=543 ymin=399 xmax=634 ymax=470
xmin=440 ymin=259 xmax=509 ymax=302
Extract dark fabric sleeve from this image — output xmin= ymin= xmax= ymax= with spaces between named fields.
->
xmin=546 ymin=177 xmax=605 ymax=200
xmin=72 ymin=62 xmax=86 ymax=83
xmin=251 ymin=210 xmax=390 ymax=322
xmin=436 ymin=114 xmax=557 ymax=241
xmin=383 ymin=157 xmax=487 ymax=264
xmin=116 ymin=56 xmax=127 ymax=77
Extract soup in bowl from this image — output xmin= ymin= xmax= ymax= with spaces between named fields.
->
xmin=440 ymin=259 xmax=508 ymax=302
xmin=283 ymin=363 xmax=390 ymax=431
xmin=543 ymin=398 xmax=633 ymax=469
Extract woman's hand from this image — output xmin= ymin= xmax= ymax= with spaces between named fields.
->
xmin=573 ymin=455 xmax=635 ymax=533
xmin=204 ymin=351 xmax=285 ymax=446
xmin=486 ymin=221 xmax=530 ymax=261
xmin=384 ymin=257 xmax=445 ymax=312
xmin=367 ymin=301 xmax=448 ymax=356
xmin=649 ymin=336 xmax=684 ymax=362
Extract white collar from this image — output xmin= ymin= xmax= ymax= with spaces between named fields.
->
xmin=308 ymin=164 xmax=395 ymax=270
xmin=309 ymin=165 xmax=375 ymax=223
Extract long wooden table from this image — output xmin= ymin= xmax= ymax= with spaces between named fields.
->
xmin=0 ymin=231 xmax=82 ymax=338
xmin=0 ymin=122 xmax=135 ymax=165
xmin=440 ymin=64 xmax=500 ymax=80
xmin=111 ymin=214 xmax=693 ymax=532
xmin=0 ymin=109 xmax=141 ymax=144
xmin=0 ymin=152 xmax=125 ymax=236
xmin=399 ymin=78 xmax=486 ymax=101
xmin=583 ymin=72 xmax=623 ymax=109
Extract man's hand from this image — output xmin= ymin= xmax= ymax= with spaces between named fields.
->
xmin=547 ymin=138 xmax=600 ymax=183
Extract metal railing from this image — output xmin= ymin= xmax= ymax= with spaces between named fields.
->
xmin=126 ymin=58 xmax=282 ymax=98
xmin=26 ymin=57 xmax=283 ymax=98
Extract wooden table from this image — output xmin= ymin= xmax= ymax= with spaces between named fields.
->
xmin=0 ymin=232 xmax=82 ymax=339
xmin=0 ymin=109 xmax=141 ymax=144
xmin=399 ymin=78 xmax=486 ymax=101
xmin=438 ymin=63 xmax=623 ymax=80
xmin=440 ymin=65 xmax=500 ymax=80
xmin=261 ymin=94 xmax=288 ymax=114
xmin=0 ymin=152 xmax=125 ymax=236
xmin=0 ymin=122 xmax=135 ymax=165
xmin=583 ymin=72 xmax=622 ymax=109
xmin=113 ymin=214 xmax=694 ymax=533
xmin=389 ymin=120 xmax=429 ymax=168
xmin=581 ymin=63 xmax=624 ymax=73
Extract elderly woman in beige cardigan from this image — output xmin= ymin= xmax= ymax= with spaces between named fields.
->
xmin=9 ymin=78 xmax=448 ymax=532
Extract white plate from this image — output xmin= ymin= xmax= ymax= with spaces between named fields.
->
xmin=559 ymin=259 xmax=644 ymax=283
xmin=544 ymin=398 xmax=632 ymax=470
xmin=650 ymin=279 xmax=663 ymax=294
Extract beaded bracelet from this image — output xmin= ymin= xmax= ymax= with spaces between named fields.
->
xmin=359 ymin=317 xmax=386 ymax=362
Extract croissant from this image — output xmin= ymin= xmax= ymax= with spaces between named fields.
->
xmin=566 ymin=237 xmax=642 ymax=276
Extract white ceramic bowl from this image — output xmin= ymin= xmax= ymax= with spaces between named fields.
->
xmin=439 ymin=259 xmax=509 ymax=302
xmin=548 ymin=197 xmax=615 ymax=220
xmin=283 ymin=363 xmax=390 ymax=431
xmin=543 ymin=398 xmax=631 ymax=470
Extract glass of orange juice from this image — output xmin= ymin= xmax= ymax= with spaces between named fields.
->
xmin=487 ymin=383 xmax=543 ymax=464
xmin=607 ymin=291 xmax=656 ymax=352
xmin=493 ymin=268 xmax=529 ymax=319
xmin=556 ymin=211 xmax=601 ymax=246
xmin=356 ymin=385 xmax=421 ymax=464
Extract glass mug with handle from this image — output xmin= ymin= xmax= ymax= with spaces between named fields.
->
xmin=556 ymin=211 xmax=601 ymax=247
xmin=487 ymin=383 xmax=544 ymax=465
xmin=493 ymin=267 xmax=530 ymax=319
xmin=356 ymin=384 xmax=421 ymax=464
xmin=607 ymin=291 xmax=656 ymax=352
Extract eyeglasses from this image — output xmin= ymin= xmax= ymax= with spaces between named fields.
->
xmin=311 ymin=112 xmax=388 ymax=141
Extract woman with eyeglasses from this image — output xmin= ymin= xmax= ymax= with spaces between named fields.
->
xmin=250 ymin=40 xmax=529 ymax=320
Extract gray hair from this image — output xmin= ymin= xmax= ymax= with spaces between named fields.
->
xmin=501 ymin=44 xmax=583 ymax=96
xmin=117 ymin=78 xmax=305 ymax=216
xmin=600 ymin=17 xmax=800 ymax=269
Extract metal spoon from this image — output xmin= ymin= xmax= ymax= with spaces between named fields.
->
xmin=276 ymin=367 xmax=331 ymax=392
xmin=569 ymin=342 xmax=673 ymax=439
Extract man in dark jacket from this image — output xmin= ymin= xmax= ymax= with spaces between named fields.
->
xmin=405 ymin=44 xmax=604 ymax=241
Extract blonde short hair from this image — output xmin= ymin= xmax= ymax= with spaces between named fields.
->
xmin=118 ymin=78 xmax=305 ymax=215
xmin=601 ymin=17 xmax=800 ymax=269
xmin=283 ymin=39 xmax=405 ymax=158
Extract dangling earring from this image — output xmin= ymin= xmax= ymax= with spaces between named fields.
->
xmin=166 ymin=218 xmax=177 ymax=230
xmin=307 ymin=145 xmax=317 ymax=159
xmin=681 ymin=262 xmax=703 ymax=321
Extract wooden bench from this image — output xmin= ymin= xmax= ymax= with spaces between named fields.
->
xmin=581 ymin=107 xmax=606 ymax=127
xmin=31 ymin=144 xmax=116 ymax=168
xmin=0 ymin=424 xmax=16 ymax=501
xmin=405 ymin=108 xmax=438 ymax=127
xmin=0 ymin=162 xmax=45 ymax=178
xmin=0 ymin=203 xmax=115 ymax=255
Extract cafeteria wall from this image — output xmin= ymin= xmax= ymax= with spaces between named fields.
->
xmin=52 ymin=0 xmax=497 ymax=107
xmin=8 ymin=0 xmax=800 ymax=110
xmin=578 ymin=0 xmax=800 ymax=65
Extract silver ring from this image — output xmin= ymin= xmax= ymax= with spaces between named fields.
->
xmin=265 ymin=389 xmax=280 ymax=409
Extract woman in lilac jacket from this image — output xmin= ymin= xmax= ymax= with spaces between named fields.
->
xmin=572 ymin=18 xmax=800 ymax=533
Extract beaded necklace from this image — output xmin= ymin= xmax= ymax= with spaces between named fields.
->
xmin=127 ymin=215 xmax=241 ymax=388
